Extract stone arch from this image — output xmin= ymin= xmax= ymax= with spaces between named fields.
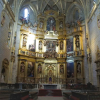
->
xmin=18 ymin=2 xmax=37 ymax=26
xmin=66 ymin=2 xmax=84 ymax=23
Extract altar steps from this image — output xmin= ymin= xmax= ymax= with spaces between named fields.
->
xmin=38 ymin=89 xmax=62 ymax=96
xmin=38 ymin=96 xmax=63 ymax=100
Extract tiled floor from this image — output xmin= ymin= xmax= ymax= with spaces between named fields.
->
xmin=38 ymin=96 xmax=63 ymax=100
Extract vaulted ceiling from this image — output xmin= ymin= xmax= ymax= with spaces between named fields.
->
xmin=19 ymin=0 xmax=85 ymax=14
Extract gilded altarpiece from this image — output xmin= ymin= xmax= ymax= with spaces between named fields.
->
xmin=17 ymin=10 xmax=84 ymax=85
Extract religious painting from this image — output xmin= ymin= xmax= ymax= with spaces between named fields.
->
xmin=60 ymin=41 xmax=63 ymax=50
xmin=60 ymin=65 xmax=64 ymax=74
xmin=29 ymin=40 xmax=36 ymax=52
xmin=67 ymin=38 xmax=73 ymax=52
xmin=67 ymin=62 xmax=74 ymax=78
xmin=46 ymin=41 xmax=56 ymax=52
xmin=37 ymin=64 xmax=42 ymax=73
xmin=27 ymin=62 xmax=34 ymax=77
xmin=39 ymin=41 xmax=42 ymax=50
xmin=46 ymin=17 xmax=56 ymax=31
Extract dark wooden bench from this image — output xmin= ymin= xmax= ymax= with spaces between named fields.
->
xmin=63 ymin=92 xmax=71 ymax=100
xmin=0 ymin=90 xmax=13 ymax=100
xmin=10 ymin=91 xmax=38 ymax=100
xmin=29 ymin=92 xmax=38 ymax=100
xmin=10 ymin=91 xmax=29 ymax=100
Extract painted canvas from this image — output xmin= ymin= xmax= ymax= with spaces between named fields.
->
xmin=67 ymin=62 xmax=74 ymax=78
xmin=67 ymin=38 xmax=73 ymax=52
xmin=29 ymin=40 xmax=36 ymax=52
xmin=27 ymin=62 xmax=34 ymax=77
xmin=46 ymin=17 xmax=56 ymax=31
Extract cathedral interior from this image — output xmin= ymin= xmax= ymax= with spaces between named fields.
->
xmin=0 ymin=0 xmax=100 ymax=100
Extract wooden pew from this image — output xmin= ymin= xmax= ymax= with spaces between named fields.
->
xmin=10 ymin=91 xmax=38 ymax=100
xmin=29 ymin=92 xmax=38 ymax=100
xmin=0 ymin=90 xmax=13 ymax=100
xmin=63 ymin=92 xmax=71 ymax=100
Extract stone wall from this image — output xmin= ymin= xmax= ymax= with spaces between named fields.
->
xmin=87 ymin=4 xmax=100 ymax=85
xmin=0 ymin=1 xmax=11 ymax=83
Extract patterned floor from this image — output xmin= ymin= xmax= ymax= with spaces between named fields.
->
xmin=38 ymin=96 xmax=63 ymax=100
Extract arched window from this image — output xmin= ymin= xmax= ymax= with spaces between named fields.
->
xmin=24 ymin=8 xmax=29 ymax=19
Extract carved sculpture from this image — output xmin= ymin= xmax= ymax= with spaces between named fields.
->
xmin=22 ymin=34 xmax=27 ymax=48
xmin=1 ymin=10 xmax=5 ymax=26
xmin=75 ymin=35 xmax=80 ymax=48
xmin=1 ymin=58 xmax=9 ymax=83
xmin=39 ymin=41 xmax=42 ymax=50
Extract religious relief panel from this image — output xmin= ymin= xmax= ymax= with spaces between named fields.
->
xmin=27 ymin=62 xmax=34 ymax=77
xmin=46 ymin=41 xmax=56 ymax=52
xmin=60 ymin=65 xmax=64 ymax=74
xmin=43 ymin=41 xmax=58 ymax=58
xmin=29 ymin=40 xmax=36 ymax=52
xmin=67 ymin=62 xmax=74 ymax=78
xmin=67 ymin=38 xmax=73 ymax=52
xmin=46 ymin=17 xmax=56 ymax=31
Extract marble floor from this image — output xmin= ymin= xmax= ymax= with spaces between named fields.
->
xmin=38 ymin=96 xmax=63 ymax=100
